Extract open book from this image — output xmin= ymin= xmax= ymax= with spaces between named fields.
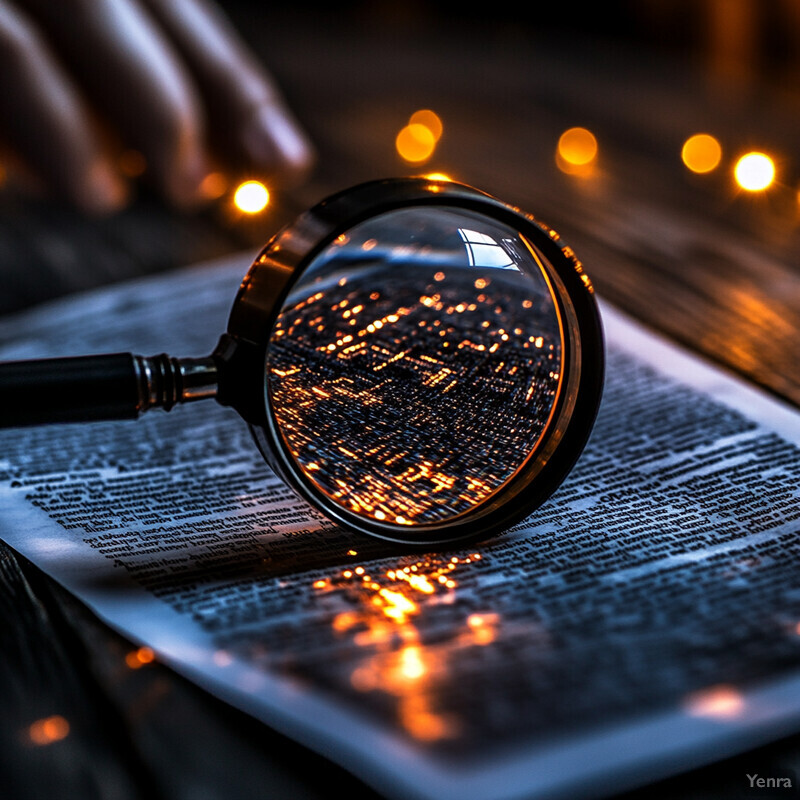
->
xmin=1 ymin=254 xmax=800 ymax=800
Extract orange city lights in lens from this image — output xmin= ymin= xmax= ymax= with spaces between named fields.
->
xmin=234 ymin=180 xmax=270 ymax=213
xmin=734 ymin=152 xmax=776 ymax=191
xmin=681 ymin=133 xmax=722 ymax=174
xmin=396 ymin=109 xmax=443 ymax=164
xmin=556 ymin=127 xmax=598 ymax=174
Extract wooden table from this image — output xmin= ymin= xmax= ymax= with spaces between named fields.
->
xmin=2 ymin=4 xmax=799 ymax=798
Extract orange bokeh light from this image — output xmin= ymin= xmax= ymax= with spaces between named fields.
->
xmin=126 ymin=646 xmax=156 ymax=669
xmin=409 ymin=109 xmax=443 ymax=142
xmin=28 ymin=715 xmax=70 ymax=745
xmin=557 ymin=127 xmax=598 ymax=169
xmin=396 ymin=123 xmax=436 ymax=163
xmin=682 ymin=133 xmax=722 ymax=174
xmin=734 ymin=152 xmax=775 ymax=191
xmin=233 ymin=180 xmax=270 ymax=213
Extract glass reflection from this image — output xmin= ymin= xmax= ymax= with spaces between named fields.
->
xmin=266 ymin=207 xmax=563 ymax=527
xmin=316 ymin=551 xmax=487 ymax=742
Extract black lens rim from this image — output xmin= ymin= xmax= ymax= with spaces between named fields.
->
xmin=227 ymin=177 xmax=604 ymax=547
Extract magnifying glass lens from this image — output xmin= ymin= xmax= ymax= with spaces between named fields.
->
xmin=265 ymin=206 xmax=563 ymax=532
xmin=0 ymin=177 xmax=600 ymax=547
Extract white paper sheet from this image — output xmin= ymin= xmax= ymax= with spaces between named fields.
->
xmin=2 ymin=255 xmax=800 ymax=800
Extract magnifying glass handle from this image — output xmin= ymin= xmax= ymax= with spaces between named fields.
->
xmin=0 ymin=353 xmax=217 ymax=427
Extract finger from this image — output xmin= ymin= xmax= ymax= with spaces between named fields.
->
xmin=0 ymin=1 xmax=127 ymax=213
xmin=141 ymin=0 xmax=315 ymax=185
xmin=22 ymin=0 xmax=212 ymax=208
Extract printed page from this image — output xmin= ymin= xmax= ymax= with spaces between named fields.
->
xmin=1 ymin=255 xmax=800 ymax=800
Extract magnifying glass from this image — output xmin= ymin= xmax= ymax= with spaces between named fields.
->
xmin=0 ymin=177 xmax=604 ymax=547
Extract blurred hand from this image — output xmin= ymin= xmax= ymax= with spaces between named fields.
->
xmin=0 ymin=0 xmax=315 ymax=214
